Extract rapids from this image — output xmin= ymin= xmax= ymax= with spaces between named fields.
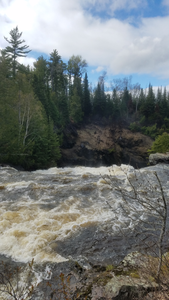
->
xmin=0 ymin=164 xmax=169 ymax=266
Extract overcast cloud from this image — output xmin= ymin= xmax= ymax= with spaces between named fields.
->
xmin=1 ymin=0 xmax=169 ymax=79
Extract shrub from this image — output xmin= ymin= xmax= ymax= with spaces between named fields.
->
xmin=141 ymin=124 xmax=157 ymax=139
xmin=140 ymin=115 xmax=146 ymax=124
xmin=129 ymin=122 xmax=140 ymax=132
xmin=106 ymin=265 xmax=114 ymax=272
xmin=148 ymin=132 xmax=169 ymax=154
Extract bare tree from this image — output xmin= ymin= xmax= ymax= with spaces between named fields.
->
xmin=0 ymin=260 xmax=35 ymax=300
xmin=131 ymin=83 xmax=141 ymax=114
xmin=102 ymin=165 xmax=168 ymax=283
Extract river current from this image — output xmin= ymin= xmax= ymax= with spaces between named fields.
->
xmin=0 ymin=164 xmax=169 ymax=267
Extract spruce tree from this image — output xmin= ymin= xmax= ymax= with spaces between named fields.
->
xmin=112 ymin=88 xmax=120 ymax=118
xmin=70 ymin=87 xmax=83 ymax=123
xmin=93 ymin=79 xmax=106 ymax=117
xmin=83 ymin=73 xmax=91 ymax=117
xmin=48 ymin=49 xmax=62 ymax=94
xmin=140 ymin=84 xmax=155 ymax=120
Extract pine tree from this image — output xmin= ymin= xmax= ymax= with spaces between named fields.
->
xmin=33 ymin=56 xmax=51 ymax=120
xmin=112 ymin=88 xmax=121 ymax=119
xmin=140 ymin=84 xmax=155 ymax=120
xmin=83 ymin=73 xmax=91 ymax=117
xmin=93 ymin=74 xmax=106 ymax=117
xmin=121 ymin=88 xmax=133 ymax=117
xmin=4 ymin=26 xmax=31 ymax=77
xmin=48 ymin=49 xmax=62 ymax=94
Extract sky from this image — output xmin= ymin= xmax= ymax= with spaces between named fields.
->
xmin=1 ymin=0 xmax=169 ymax=90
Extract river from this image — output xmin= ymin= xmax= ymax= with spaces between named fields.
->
xmin=0 ymin=163 xmax=169 ymax=268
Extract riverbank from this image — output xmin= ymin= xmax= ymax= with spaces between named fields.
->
xmin=1 ymin=249 xmax=168 ymax=299
xmin=59 ymin=122 xmax=153 ymax=169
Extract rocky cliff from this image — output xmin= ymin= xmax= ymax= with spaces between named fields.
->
xmin=59 ymin=123 xmax=153 ymax=168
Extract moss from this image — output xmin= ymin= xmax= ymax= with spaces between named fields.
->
xmin=148 ymin=276 xmax=155 ymax=282
xmin=113 ymin=267 xmax=140 ymax=278
xmin=106 ymin=265 xmax=114 ymax=272
xmin=130 ymin=272 xmax=140 ymax=279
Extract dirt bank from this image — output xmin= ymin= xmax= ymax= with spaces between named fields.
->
xmin=59 ymin=123 xmax=153 ymax=168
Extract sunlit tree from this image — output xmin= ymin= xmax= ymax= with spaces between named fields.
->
xmin=4 ymin=26 xmax=31 ymax=77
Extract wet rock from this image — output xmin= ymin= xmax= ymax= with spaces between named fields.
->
xmin=149 ymin=152 xmax=169 ymax=165
xmin=0 ymin=251 xmax=161 ymax=300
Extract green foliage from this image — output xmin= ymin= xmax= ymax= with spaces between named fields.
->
xmin=141 ymin=124 xmax=157 ymax=139
xmin=129 ymin=122 xmax=140 ymax=132
xmin=164 ymin=117 xmax=169 ymax=128
xmin=93 ymin=82 xmax=106 ymax=117
xmin=68 ymin=55 xmax=87 ymax=78
xmin=140 ymin=84 xmax=155 ymax=120
xmin=140 ymin=115 xmax=146 ymax=124
xmin=83 ymin=73 xmax=91 ymax=117
xmin=69 ymin=87 xmax=83 ymax=123
xmin=2 ymin=27 xmax=169 ymax=169
xmin=0 ymin=57 xmax=61 ymax=169
xmin=108 ymin=148 xmax=115 ymax=154
xmin=106 ymin=265 xmax=114 ymax=271
xmin=148 ymin=132 xmax=169 ymax=154
xmin=121 ymin=88 xmax=133 ymax=116
xmin=112 ymin=88 xmax=121 ymax=118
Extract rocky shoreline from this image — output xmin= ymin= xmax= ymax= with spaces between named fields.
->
xmin=1 ymin=250 xmax=165 ymax=300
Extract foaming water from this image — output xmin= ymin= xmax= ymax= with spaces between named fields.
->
xmin=0 ymin=164 xmax=168 ymax=264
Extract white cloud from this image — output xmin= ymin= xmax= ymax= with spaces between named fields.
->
xmin=92 ymin=66 xmax=105 ymax=73
xmin=109 ymin=0 xmax=147 ymax=15
xmin=0 ymin=0 xmax=169 ymax=79
xmin=144 ymin=85 xmax=169 ymax=95
xmin=18 ymin=56 xmax=36 ymax=68
xmin=81 ymin=0 xmax=147 ymax=15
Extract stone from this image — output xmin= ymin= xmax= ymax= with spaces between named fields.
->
xmin=121 ymin=251 xmax=149 ymax=269
xmin=149 ymin=152 xmax=169 ymax=165
xmin=105 ymin=275 xmax=158 ymax=299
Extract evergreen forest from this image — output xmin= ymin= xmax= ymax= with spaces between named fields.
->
xmin=1 ymin=27 xmax=169 ymax=170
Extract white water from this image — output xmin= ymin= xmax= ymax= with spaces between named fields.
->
xmin=0 ymin=164 xmax=168 ymax=264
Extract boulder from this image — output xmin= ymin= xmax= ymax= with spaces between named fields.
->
xmin=149 ymin=152 xmax=169 ymax=165
xmin=104 ymin=275 xmax=158 ymax=300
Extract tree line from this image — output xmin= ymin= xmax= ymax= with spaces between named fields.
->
xmin=0 ymin=27 xmax=169 ymax=169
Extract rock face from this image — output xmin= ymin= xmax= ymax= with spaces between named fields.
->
xmin=33 ymin=251 xmax=159 ymax=300
xmin=60 ymin=123 xmax=153 ymax=168
xmin=149 ymin=152 xmax=169 ymax=165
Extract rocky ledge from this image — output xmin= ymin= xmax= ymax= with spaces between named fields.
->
xmin=21 ymin=251 xmax=166 ymax=300
xmin=149 ymin=152 xmax=169 ymax=165
xmin=59 ymin=123 xmax=153 ymax=168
